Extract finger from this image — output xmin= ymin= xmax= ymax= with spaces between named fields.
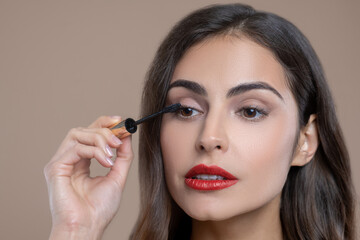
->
xmin=48 ymin=144 xmax=114 ymax=178
xmin=68 ymin=128 xmax=121 ymax=157
xmin=106 ymin=135 xmax=134 ymax=189
xmin=72 ymin=143 xmax=114 ymax=168
xmin=54 ymin=116 xmax=122 ymax=158
xmin=80 ymin=127 xmax=123 ymax=149
xmin=88 ymin=115 xmax=122 ymax=129
xmin=54 ymin=127 xmax=122 ymax=162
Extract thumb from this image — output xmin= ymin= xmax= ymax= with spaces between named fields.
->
xmin=106 ymin=135 xmax=134 ymax=189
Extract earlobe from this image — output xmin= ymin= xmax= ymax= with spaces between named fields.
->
xmin=291 ymin=114 xmax=319 ymax=166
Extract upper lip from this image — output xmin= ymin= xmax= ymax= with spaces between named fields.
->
xmin=185 ymin=164 xmax=237 ymax=180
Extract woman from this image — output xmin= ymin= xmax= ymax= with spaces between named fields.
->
xmin=44 ymin=3 xmax=356 ymax=239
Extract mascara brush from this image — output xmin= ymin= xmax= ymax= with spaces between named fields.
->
xmin=109 ymin=103 xmax=181 ymax=139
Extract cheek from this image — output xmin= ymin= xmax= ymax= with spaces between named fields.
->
xmin=231 ymin=115 xmax=297 ymax=197
xmin=160 ymin=117 xmax=199 ymax=187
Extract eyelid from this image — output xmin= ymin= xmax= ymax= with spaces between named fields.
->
xmin=166 ymin=91 xmax=207 ymax=109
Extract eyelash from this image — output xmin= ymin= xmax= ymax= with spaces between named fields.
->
xmin=175 ymin=106 xmax=202 ymax=119
xmin=236 ymin=106 xmax=269 ymax=122
xmin=174 ymin=105 xmax=269 ymax=121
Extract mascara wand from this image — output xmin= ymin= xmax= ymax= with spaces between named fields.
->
xmin=109 ymin=103 xmax=181 ymax=138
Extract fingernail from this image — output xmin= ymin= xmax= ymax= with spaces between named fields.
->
xmin=105 ymin=145 xmax=113 ymax=157
xmin=111 ymin=116 xmax=121 ymax=119
xmin=106 ymin=157 xmax=114 ymax=166
xmin=111 ymin=135 xmax=122 ymax=145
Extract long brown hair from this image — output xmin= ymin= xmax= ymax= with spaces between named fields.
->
xmin=130 ymin=4 xmax=356 ymax=239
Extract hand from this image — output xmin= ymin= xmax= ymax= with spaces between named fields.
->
xmin=44 ymin=116 xmax=133 ymax=239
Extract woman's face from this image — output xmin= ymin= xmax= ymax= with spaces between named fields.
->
xmin=160 ymin=36 xmax=299 ymax=221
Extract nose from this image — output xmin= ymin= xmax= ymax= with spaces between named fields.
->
xmin=195 ymin=112 xmax=229 ymax=153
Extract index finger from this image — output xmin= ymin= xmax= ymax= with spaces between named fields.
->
xmin=88 ymin=116 xmax=122 ymax=129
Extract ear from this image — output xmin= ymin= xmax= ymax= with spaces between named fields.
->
xmin=291 ymin=114 xmax=319 ymax=166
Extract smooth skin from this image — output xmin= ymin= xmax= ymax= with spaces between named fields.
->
xmin=44 ymin=116 xmax=133 ymax=239
xmin=44 ymin=36 xmax=318 ymax=240
xmin=161 ymin=36 xmax=318 ymax=240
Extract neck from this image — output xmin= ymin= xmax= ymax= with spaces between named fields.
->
xmin=190 ymin=194 xmax=283 ymax=240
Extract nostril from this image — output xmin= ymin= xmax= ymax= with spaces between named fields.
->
xmin=197 ymin=141 xmax=225 ymax=151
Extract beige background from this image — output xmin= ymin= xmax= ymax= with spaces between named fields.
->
xmin=0 ymin=0 xmax=359 ymax=239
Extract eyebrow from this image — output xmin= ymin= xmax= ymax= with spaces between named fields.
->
xmin=168 ymin=79 xmax=207 ymax=96
xmin=227 ymin=82 xmax=284 ymax=101
xmin=168 ymin=79 xmax=284 ymax=101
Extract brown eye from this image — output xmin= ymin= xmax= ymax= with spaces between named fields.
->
xmin=238 ymin=107 xmax=268 ymax=121
xmin=176 ymin=107 xmax=201 ymax=119
xmin=180 ymin=108 xmax=193 ymax=117
xmin=243 ymin=108 xmax=257 ymax=118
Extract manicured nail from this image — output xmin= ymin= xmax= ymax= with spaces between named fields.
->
xmin=105 ymin=145 xmax=113 ymax=157
xmin=111 ymin=135 xmax=122 ymax=145
xmin=106 ymin=157 xmax=114 ymax=166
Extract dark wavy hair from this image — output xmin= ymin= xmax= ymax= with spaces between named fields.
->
xmin=130 ymin=4 xmax=355 ymax=239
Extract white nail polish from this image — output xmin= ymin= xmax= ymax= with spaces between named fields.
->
xmin=106 ymin=157 xmax=114 ymax=166
xmin=105 ymin=145 xmax=113 ymax=157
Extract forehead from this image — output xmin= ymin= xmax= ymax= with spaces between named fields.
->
xmin=171 ymin=35 xmax=290 ymax=98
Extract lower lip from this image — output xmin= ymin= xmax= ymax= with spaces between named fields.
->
xmin=185 ymin=179 xmax=238 ymax=191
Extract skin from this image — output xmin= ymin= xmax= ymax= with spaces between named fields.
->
xmin=161 ymin=35 xmax=318 ymax=240
xmin=44 ymin=116 xmax=134 ymax=240
xmin=44 ymin=35 xmax=318 ymax=239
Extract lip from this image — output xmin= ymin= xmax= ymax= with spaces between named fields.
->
xmin=185 ymin=164 xmax=238 ymax=191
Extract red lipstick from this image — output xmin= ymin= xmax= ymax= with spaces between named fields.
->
xmin=185 ymin=164 xmax=238 ymax=191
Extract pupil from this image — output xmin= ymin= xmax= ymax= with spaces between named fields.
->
xmin=245 ymin=108 xmax=256 ymax=117
xmin=182 ymin=108 xmax=192 ymax=116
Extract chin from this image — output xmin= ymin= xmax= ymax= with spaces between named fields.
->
xmin=174 ymin=192 xmax=279 ymax=223
xmin=179 ymin=198 xmax=243 ymax=222
xmin=185 ymin=208 xmax=229 ymax=221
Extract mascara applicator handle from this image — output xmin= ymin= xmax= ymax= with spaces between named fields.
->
xmin=109 ymin=118 xmax=137 ymax=139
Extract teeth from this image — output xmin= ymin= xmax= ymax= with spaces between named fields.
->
xmin=192 ymin=174 xmax=225 ymax=180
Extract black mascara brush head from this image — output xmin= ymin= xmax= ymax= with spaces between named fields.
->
xmin=110 ymin=103 xmax=182 ymax=137
xmin=135 ymin=103 xmax=181 ymax=125
xmin=161 ymin=103 xmax=181 ymax=113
